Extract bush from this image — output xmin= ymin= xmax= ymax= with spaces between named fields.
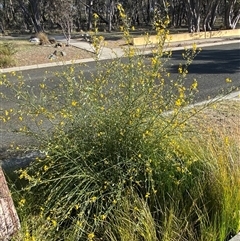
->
xmin=36 ymin=32 xmax=50 ymax=45
xmin=0 ymin=42 xmax=17 ymax=67
xmin=1 ymin=5 xmax=239 ymax=241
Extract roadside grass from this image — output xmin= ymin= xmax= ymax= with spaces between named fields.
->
xmin=178 ymin=100 xmax=240 ymax=241
xmin=0 ymin=39 xmax=32 ymax=49
xmin=0 ymin=41 xmax=17 ymax=67
xmin=1 ymin=7 xmax=239 ymax=241
xmin=0 ymin=39 xmax=38 ymax=68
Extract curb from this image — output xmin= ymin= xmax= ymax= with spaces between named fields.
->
xmin=133 ymin=29 xmax=240 ymax=45
xmin=0 ymin=58 xmax=96 ymax=73
xmin=230 ymin=233 xmax=240 ymax=241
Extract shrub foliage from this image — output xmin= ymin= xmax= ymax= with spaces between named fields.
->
xmin=0 ymin=42 xmax=17 ymax=67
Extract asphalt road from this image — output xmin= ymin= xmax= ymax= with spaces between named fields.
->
xmin=1 ymin=42 xmax=240 ymax=152
xmin=166 ymin=42 xmax=240 ymax=100
xmin=3 ymin=42 xmax=240 ymax=101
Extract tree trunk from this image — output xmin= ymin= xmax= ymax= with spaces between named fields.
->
xmin=0 ymin=167 xmax=20 ymax=240
xmin=186 ymin=0 xmax=202 ymax=32
xmin=88 ymin=0 xmax=93 ymax=30
xmin=18 ymin=0 xmax=43 ymax=33
xmin=147 ymin=0 xmax=153 ymax=24
xmin=107 ymin=0 xmax=115 ymax=32
xmin=202 ymin=0 xmax=219 ymax=31
xmin=225 ymin=0 xmax=240 ymax=29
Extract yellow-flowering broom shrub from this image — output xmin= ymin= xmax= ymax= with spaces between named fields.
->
xmin=1 ymin=4 xmax=239 ymax=241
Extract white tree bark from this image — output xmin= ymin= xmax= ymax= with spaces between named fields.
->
xmin=0 ymin=167 xmax=20 ymax=241
xmin=225 ymin=0 xmax=240 ymax=29
xmin=185 ymin=0 xmax=202 ymax=32
xmin=202 ymin=0 xmax=220 ymax=31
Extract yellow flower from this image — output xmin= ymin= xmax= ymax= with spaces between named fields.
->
xmin=134 ymin=206 xmax=139 ymax=211
xmin=175 ymin=99 xmax=182 ymax=106
xmin=51 ymin=219 xmax=57 ymax=227
xmin=145 ymin=192 xmax=150 ymax=198
xmin=90 ymin=196 xmax=97 ymax=203
xmin=19 ymin=169 xmax=32 ymax=180
xmin=93 ymin=13 xmax=99 ymax=19
xmin=19 ymin=198 xmax=26 ymax=207
xmin=191 ymin=79 xmax=198 ymax=89
xmin=71 ymin=100 xmax=77 ymax=106
xmin=178 ymin=67 xmax=183 ymax=74
xmin=88 ymin=232 xmax=95 ymax=240
xmin=151 ymin=57 xmax=158 ymax=65
xmin=43 ymin=165 xmax=49 ymax=172
xmin=225 ymin=78 xmax=232 ymax=83
xmin=192 ymin=43 xmax=197 ymax=51
xmin=39 ymin=83 xmax=45 ymax=89
xmin=76 ymin=220 xmax=83 ymax=227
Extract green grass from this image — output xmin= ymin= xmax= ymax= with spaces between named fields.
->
xmin=0 ymin=41 xmax=17 ymax=67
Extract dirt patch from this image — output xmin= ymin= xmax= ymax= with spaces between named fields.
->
xmin=0 ymin=36 xmax=129 ymax=68
xmin=13 ymin=42 xmax=95 ymax=67
xmin=190 ymin=99 xmax=240 ymax=144
xmin=0 ymin=37 xmax=131 ymax=68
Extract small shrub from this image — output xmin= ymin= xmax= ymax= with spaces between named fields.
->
xmin=0 ymin=55 xmax=15 ymax=68
xmin=36 ymin=32 xmax=50 ymax=45
xmin=0 ymin=42 xmax=17 ymax=67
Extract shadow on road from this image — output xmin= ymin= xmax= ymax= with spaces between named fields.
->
xmin=170 ymin=47 xmax=240 ymax=74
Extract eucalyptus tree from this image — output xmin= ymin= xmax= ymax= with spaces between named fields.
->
xmin=202 ymin=0 xmax=221 ymax=31
xmin=17 ymin=0 xmax=44 ymax=32
xmin=184 ymin=0 xmax=202 ymax=32
xmin=47 ymin=0 xmax=76 ymax=45
xmin=224 ymin=0 xmax=240 ymax=29
xmin=106 ymin=0 xmax=116 ymax=31
xmin=0 ymin=0 xmax=18 ymax=32
xmin=168 ymin=0 xmax=186 ymax=27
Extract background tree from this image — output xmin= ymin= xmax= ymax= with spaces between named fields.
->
xmin=47 ymin=0 xmax=76 ymax=45
xmin=168 ymin=0 xmax=186 ymax=28
xmin=17 ymin=0 xmax=44 ymax=33
xmin=202 ymin=0 xmax=220 ymax=31
xmin=224 ymin=0 xmax=240 ymax=29
xmin=185 ymin=0 xmax=202 ymax=32
xmin=1 ymin=0 xmax=239 ymax=34
xmin=0 ymin=0 xmax=18 ymax=33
